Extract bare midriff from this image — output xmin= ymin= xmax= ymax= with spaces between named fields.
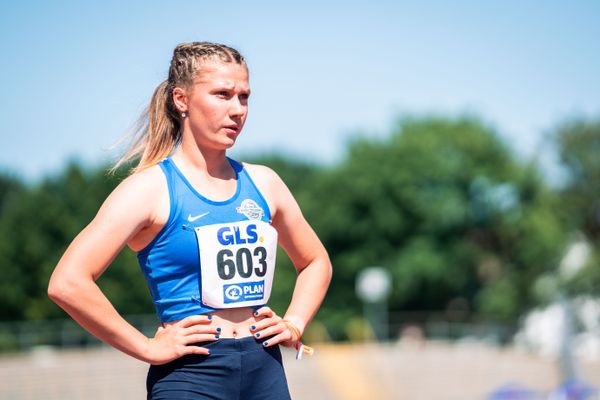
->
xmin=161 ymin=307 xmax=259 ymax=338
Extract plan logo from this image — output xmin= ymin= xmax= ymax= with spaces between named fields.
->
xmin=224 ymin=285 xmax=243 ymax=301
xmin=223 ymin=281 xmax=264 ymax=303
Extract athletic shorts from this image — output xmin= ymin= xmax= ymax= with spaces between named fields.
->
xmin=146 ymin=336 xmax=292 ymax=400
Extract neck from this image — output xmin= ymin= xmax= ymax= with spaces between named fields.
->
xmin=173 ymin=139 xmax=233 ymax=178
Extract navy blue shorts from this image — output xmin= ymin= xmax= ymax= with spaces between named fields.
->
xmin=146 ymin=337 xmax=291 ymax=400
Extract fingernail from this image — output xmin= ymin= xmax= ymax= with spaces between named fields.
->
xmin=207 ymin=315 xmax=213 ymax=320
xmin=207 ymin=349 xmax=211 ymax=354
xmin=253 ymin=311 xmax=259 ymax=316
xmin=255 ymin=333 xmax=260 ymax=338
xmin=262 ymin=341 xmax=268 ymax=346
xmin=214 ymin=334 xmax=220 ymax=339
xmin=250 ymin=325 xmax=256 ymax=330
xmin=216 ymin=327 xmax=222 ymax=332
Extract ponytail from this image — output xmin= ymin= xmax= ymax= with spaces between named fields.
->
xmin=111 ymin=80 xmax=181 ymax=174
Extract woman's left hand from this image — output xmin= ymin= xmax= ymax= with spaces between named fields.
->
xmin=250 ymin=306 xmax=299 ymax=348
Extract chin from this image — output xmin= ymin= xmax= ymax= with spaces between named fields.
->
xmin=224 ymin=135 xmax=239 ymax=147
xmin=218 ymin=139 xmax=237 ymax=151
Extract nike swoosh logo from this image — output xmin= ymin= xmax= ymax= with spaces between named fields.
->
xmin=187 ymin=211 xmax=210 ymax=222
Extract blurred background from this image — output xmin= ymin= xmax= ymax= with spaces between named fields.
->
xmin=1 ymin=1 xmax=600 ymax=399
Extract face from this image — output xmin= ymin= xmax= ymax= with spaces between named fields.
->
xmin=174 ymin=61 xmax=250 ymax=151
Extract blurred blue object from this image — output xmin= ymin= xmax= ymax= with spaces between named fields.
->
xmin=548 ymin=380 xmax=599 ymax=400
xmin=487 ymin=383 xmax=538 ymax=400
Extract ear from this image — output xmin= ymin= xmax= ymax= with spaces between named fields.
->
xmin=172 ymin=87 xmax=189 ymax=113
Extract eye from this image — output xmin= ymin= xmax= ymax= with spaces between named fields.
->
xmin=216 ymin=91 xmax=229 ymax=98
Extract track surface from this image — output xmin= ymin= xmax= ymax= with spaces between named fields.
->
xmin=1 ymin=341 xmax=599 ymax=399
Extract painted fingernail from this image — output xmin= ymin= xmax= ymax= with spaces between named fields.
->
xmin=214 ymin=334 xmax=220 ymax=339
xmin=207 ymin=349 xmax=211 ymax=354
xmin=216 ymin=327 xmax=222 ymax=332
xmin=263 ymin=341 xmax=268 ymax=346
xmin=250 ymin=325 xmax=256 ymax=330
xmin=207 ymin=315 xmax=213 ymax=320
xmin=255 ymin=333 xmax=260 ymax=338
xmin=253 ymin=311 xmax=259 ymax=316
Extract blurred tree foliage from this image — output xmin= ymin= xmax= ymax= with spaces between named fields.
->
xmin=553 ymin=118 xmax=600 ymax=295
xmin=0 ymin=163 xmax=153 ymax=321
xmin=302 ymin=116 xmax=566 ymax=335
xmin=555 ymin=118 xmax=600 ymax=241
xmin=0 ymin=115 xmax=585 ymax=341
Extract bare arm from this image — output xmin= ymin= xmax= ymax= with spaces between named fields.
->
xmin=47 ymin=168 xmax=217 ymax=364
xmin=273 ymin=176 xmax=332 ymax=333
xmin=246 ymin=165 xmax=332 ymax=344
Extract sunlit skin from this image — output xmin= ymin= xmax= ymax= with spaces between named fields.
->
xmin=48 ymin=59 xmax=332 ymax=365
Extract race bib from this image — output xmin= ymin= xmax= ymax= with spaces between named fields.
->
xmin=194 ymin=220 xmax=278 ymax=308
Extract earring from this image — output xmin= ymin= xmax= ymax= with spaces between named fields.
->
xmin=181 ymin=111 xmax=188 ymax=118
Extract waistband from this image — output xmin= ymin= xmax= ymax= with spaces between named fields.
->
xmin=154 ymin=337 xmax=277 ymax=368
xmin=193 ymin=336 xmax=270 ymax=355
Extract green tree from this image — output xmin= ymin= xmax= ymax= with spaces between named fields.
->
xmin=0 ymin=162 xmax=153 ymax=321
xmin=555 ymin=118 xmax=600 ymax=241
xmin=309 ymin=116 xmax=565 ymax=333
xmin=553 ymin=118 xmax=600 ymax=295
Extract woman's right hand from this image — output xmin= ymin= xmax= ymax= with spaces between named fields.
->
xmin=145 ymin=315 xmax=220 ymax=365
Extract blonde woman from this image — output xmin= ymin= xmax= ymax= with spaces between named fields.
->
xmin=48 ymin=42 xmax=332 ymax=399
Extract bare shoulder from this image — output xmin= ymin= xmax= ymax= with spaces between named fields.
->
xmin=97 ymin=164 xmax=166 ymax=222
xmin=241 ymin=162 xmax=289 ymax=199
xmin=116 ymin=164 xmax=165 ymax=194
xmin=241 ymin=162 xmax=298 ymax=220
xmin=242 ymin=162 xmax=283 ymax=186
xmin=109 ymin=165 xmax=165 ymax=200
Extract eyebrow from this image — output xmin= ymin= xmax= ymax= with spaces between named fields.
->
xmin=211 ymin=85 xmax=251 ymax=95
xmin=211 ymin=84 xmax=236 ymax=90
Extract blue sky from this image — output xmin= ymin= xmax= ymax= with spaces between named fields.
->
xmin=1 ymin=1 xmax=599 ymax=181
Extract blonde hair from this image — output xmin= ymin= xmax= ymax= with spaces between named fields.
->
xmin=112 ymin=42 xmax=247 ymax=174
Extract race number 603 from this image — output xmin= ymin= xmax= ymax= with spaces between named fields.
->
xmin=216 ymin=246 xmax=267 ymax=280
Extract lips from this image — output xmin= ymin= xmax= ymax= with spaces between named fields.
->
xmin=224 ymin=125 xmax=240 ymax=134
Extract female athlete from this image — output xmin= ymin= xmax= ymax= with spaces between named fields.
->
xmin=48 ymin=41 xmax=332 ymax=399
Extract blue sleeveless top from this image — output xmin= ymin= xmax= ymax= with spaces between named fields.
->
xmin=137 ymin=157 xmax=274 ymax=322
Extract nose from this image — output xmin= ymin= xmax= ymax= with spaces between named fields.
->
xmin=229 ymin=96 xmax=246 ymax=118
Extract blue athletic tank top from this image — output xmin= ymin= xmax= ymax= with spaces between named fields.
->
xmin=137 ymin=157 xmax=277 ymax=322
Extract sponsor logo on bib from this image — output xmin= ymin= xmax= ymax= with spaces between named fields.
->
xmin=217 ymin=224 xmax=258 ymax=245
xmin=223 ymin=280 xmax=265 ymax=304
xmin=236 ymin=199 xmax=264 ymax=220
